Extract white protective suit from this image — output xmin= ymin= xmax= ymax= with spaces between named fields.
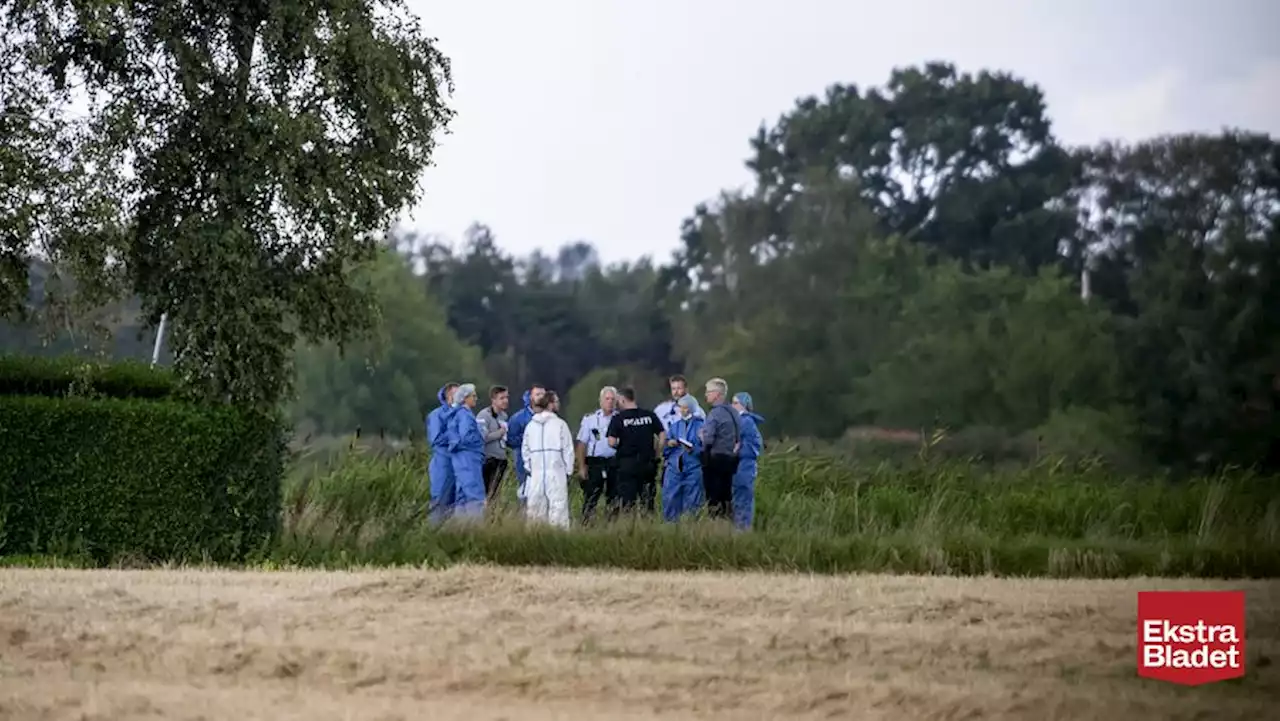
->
xmin=521 ymin=409 xmax=575 ymax=528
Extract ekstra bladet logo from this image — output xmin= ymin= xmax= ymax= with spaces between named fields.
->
xmin=1137 ymin=590 xmax=1246 ymax=686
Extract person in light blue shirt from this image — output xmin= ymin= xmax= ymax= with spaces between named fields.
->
xmin=575 ymin=385 xmax=618 ymax=525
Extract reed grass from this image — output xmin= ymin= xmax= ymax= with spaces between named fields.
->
xmin=270 ymin=438 xmax=1280 ymax=578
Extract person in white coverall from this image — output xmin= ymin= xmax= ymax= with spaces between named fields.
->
xmin=520 ymin=391 xmax=575 ymax=529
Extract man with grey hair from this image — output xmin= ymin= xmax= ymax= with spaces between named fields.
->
xmin=446 ymin=383 xmax=487 ymax=520
xmin=575 ymin=385 xmax=618 ymax=525
xmin=699 ymin=377 xmax=741 ymax=520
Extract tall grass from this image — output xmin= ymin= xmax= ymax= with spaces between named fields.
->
xmin=274 ymin=438 xmax=1280 ymax=578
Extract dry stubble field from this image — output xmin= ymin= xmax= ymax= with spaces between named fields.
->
xmin=1 ymin=565 xmax=1276 ymax=721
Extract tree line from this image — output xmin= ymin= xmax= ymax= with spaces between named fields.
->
xmin=3 ymin=32 xmax=1276 ymax=474
xmin=301 ymin=62 xmax=1277 ymax=474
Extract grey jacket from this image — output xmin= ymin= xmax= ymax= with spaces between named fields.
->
xmin=699 ymin=401 xmax=740 ymax=457
xmin=475 ymin=405 xmax=509 ymax=460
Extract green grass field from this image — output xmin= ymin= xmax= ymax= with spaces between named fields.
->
xmin=268 ymin=438 xmax=1280 ymax=578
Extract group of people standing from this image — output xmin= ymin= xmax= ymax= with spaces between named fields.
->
xmin=425 ymin=375 xmax=764 ymax=531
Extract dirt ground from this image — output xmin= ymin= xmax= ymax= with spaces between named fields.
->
xmin=0 ymin=565 xmax=1276 ymax=721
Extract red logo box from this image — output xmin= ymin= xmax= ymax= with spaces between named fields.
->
xmin=1137 ymin=590 xmax=1246 ymax=686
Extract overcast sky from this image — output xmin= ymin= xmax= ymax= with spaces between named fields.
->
xmin=399 ymin=0 xmax=1280 ymax=267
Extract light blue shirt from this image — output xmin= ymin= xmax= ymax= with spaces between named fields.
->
xmin=577 ymin=409 xmax=617 ymax=458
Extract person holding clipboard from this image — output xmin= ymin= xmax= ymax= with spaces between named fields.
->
xmin=660 ymin=395 xmax=706 ymax=522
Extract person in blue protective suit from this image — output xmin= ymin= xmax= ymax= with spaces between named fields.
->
xmin=426 ymin=382 xmax=459 ymax=526
xmin=446 ymin=383 xmax=488 ymax=521
xmin=730 ymin=391 xmax=765 ymax=531
xmin=505 ymin=383 xmax=546 ymax=507
xmin=661 ymin=395 xmax=706 ymax=522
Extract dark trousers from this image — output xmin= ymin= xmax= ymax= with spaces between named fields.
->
xmin=609 ymin=456 xmax=655 ymax=520
xmin=482 ymin=457 xmax=508 ymax=501
xmin=640 ymin=469 xmax=658 ymax=515
xmin=702 ymin=453 xmax=738 ymax=520
xmin=580 ymin=456 xmax=616 ymax=524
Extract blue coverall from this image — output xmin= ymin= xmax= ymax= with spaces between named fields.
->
xmin=426 ymin=385 xmax=456 ymax=526
xmin=505 ymin=390 xmax=534 ymax=501
xmin=732 ymin=411 xmax=765 ymax=530
xmin=662 ymin=415 xmax=705 ymax=522
xmin=447 ymin=403 xmax=488 ymax=520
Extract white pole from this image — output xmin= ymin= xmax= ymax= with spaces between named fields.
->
xmin=151 ymin=312 xmax=168 ymax=366
xmin=1080 ymin=246 xmax=1094 ymax=303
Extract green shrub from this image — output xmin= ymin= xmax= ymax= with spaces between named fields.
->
xmin=0 ymin=354 xmax=176 ymax=399
xmin=0 ymin=395 xmax=286 ymax=564
xmin=1024 ymin=405 xmax=1146 ymax=471
xmin=831 ymin=414 xmax=1150 ymax=472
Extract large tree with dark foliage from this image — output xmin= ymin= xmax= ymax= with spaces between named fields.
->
xmin=1 ymin=0 xmax=454 ymax=409
xmin=1074 ymin=132 xmax=1280 ymax=470
xmin=740 ymin=61 xmax=1078 ymax=273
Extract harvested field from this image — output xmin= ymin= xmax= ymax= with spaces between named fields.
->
xmin=0 ymin=566 xmax=1276 ymax=720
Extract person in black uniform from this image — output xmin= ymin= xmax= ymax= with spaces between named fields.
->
xmin=605 ymin=386 xmax=664 ymax=520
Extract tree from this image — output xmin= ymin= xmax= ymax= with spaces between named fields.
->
xmin=856 ymin=262 xmax=1125 ymax=432
xmin=555 ymin=241 xmax=600 ymax=283
xmin=2 ymin=0 xmax=454 ymax=409
xmin=681 ymin=171 xmax=1125 ymax=441
xmin=687 ymin=177 xmax=928 ymax=437
xmin=421 ymin=223 xmax=520 ymax=355
xmin=574 ymin=257 xmax=674 ymax=376
xmin=662 ymin=62 xmax=1277 ymax=473
xmin=0 ymin=25 xmax=123 ymax=328
xmin=742 ymin=62 xmax=1077 ymax=273
xmin=1075 ymin=132 xmax=1280 ymax=470
xmin=0 ymin=62 xmax=58 ymax=319
xmin=290 ymin=246 xmax=487 ymax=436
xmin=414 ymin=223 xmax=676 ymax=400
xmin=508 ymin=269 xmax=597 ymax=397
xmin=0 ymin=259 xmax=165 ymax=360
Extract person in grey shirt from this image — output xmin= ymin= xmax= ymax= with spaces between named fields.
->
xmin=476 ymin=385 xmax=510 ymax=502
xmin=698 ymin=377 xmax=740 ymax=521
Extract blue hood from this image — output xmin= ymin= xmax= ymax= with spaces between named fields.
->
xmin=437 ymin=384 xmax=451 ymax=405
xmin=744 ymin=412 xmax=765 ymax=425
xmin=522 ymin=389 xmax=532 ymax=410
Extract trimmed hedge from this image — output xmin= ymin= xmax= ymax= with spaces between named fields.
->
xmin=0 ymin=394 xmax=285 ymax=564
xmin=0 ymin=354 xmax=176 ymax=399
